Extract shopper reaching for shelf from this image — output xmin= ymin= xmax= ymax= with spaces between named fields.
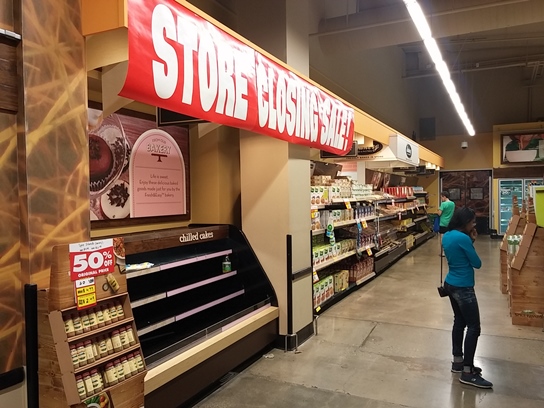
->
xmin=442 ymin=207 xmax=493 ymax=389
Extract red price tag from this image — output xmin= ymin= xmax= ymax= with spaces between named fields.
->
xmin=69 ymin=239 xmax=115 ymax=281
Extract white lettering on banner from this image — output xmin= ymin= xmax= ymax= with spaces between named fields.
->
xmin=151 ymin=5 xmax=249 ymax=120
xmin=147 ymin=2 xmax=352 ymax=153
xmin=152 ymin=4 xmax=178 ymax=99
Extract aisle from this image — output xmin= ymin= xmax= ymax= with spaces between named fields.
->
xmin=194 ymin=237 xmax=544 ymax=408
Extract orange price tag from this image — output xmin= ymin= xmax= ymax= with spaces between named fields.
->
xmin=344 ymin=199 xmax=352 ymax=209
xmin=362 ymin=219 xmax=368 ymax=228
xmin=366 ymin=247 xmax=372 ymax=256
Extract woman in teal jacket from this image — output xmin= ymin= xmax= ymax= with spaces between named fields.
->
xmin=443 ymin=207 xmax=493 ymax=389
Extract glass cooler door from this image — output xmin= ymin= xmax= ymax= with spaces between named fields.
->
xmin=499 ymin=179 xmax=523 ymax=235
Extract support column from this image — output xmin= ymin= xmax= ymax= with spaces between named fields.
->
xmin=238 ymin=0 xmax=314 ymax=344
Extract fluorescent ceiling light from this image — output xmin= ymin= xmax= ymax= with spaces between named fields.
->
xmin=403 ymin=0 xmax=475 ymax=136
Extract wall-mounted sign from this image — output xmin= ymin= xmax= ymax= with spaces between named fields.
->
xmin=501 ymin=132 xmax=544 ymax=164
xmin=120 ymin=0 xmax=354 ymax=155
xmin=88 ymin=108 xmax=189 ymax=222
xmin=357 ymin=141 xmax=383 ymax=156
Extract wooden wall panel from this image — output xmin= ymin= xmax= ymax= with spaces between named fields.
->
xmin=0 ymin=112 xmax=24 ymax=374
xmin=0 ymin=0 xmax=14 ymax=31
xmin=18 ymin=0 xmax=89 ymax=289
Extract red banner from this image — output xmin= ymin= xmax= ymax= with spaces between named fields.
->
xmin=120 ymin=0 xmax=354 ymax=155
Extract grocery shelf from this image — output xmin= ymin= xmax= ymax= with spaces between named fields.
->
xmin=312 ymin=216 xmax=377 ymax=236
xmin=131 ymin=271 xmax=238 ymax=309
xmin=137 ymin=289 xmax=245 ymax=336
xmin=126 ymin=249 xmax=233 ymax=279
xmin=355 ymin=272 xmax=376 ymax=286
xmin=314 ymin=250 xmax=357 ymax=272
xmin=414 ymin=215 xmax=428 ymax=222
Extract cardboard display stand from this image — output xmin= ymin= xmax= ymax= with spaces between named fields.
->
xmin=38 ymin=242 xmax=146 ymax=408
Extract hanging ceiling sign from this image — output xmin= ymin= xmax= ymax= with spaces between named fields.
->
xmin=120 ymin=0 xmax=354 ymax=155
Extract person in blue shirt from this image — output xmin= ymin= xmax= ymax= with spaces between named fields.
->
xmin=442 ymin=207 xmax=493 ymax=389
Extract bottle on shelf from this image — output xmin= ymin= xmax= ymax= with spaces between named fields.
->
xmin=70 ymin=344 xmax=79 ymax=369
xmin=102 ymin=304 xmax=112 ymax=325
xmin=64 ymin=314 xmax=75 ymax=337
xmin=84 ymin=340 xmax=95 ymax=364
xmin=115 ymin=301 xmax=125 ymax=320
xmin=114 ymin=359 xmax=125 ymax=382
xmin=81 ymin=311 xmax=91 ymax=333
xmin=121 ymin=356 xmax=132 ymax=379
xmin=119 ymin=327 xmax=129 ymax=349
xmin=111 ymin=330 xmax=123 ymax=352
xmin=90 ymin=369 xmax=102 ymax=393
xmin=83 ymin=371 xmax=94 ymax=397
xmin=125 ymin=325 xmax=136 ymax=346
xmin=134 ymin=352 xmax=145 ymax=373
xmin=222 ymin=255 xmax=232 ymax=273
xmin=87 ymin=308 xmax=98 ymax=330
xmin=97 ymin=336 xmax=108 ymax=358
xmin=127 ymin=353 xmax=138 ymax=375
xmin=104 ymin=362 xmax=118 ymax=386
xmin=76 ymin=342 xmax=87 ymax=366
xmin=73 ymin=313 xmax=83 ymax=335
xmin=75 ymin=375 xmax=86 ymax=399
xmin=104 ymin=333 xmax=114 ymax=355
xmin=109 ymin=303 xmax=118 ymax=322
xmin=95 ymin=306 xmax=105 ymax=327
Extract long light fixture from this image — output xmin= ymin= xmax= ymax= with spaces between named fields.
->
xmin=403 ymin=0 xmax=475 ymax=136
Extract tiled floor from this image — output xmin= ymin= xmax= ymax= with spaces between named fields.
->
xmin=194 ymin=236 xmax=544 ymax=408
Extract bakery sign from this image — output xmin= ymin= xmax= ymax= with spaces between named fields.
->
xmin=120 ymin=0 xmax=354 ymax=156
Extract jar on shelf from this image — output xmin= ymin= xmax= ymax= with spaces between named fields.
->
xmin=127 ymin=353 xmax=138 ymax=375
xmin=134 ymin=352 xmax=145 ymax=372
xmin=114 ymin=359 xmax=125 ymax=382
xmin=73 ymin=313 xmax=83 ymax=335
xmin=75 ymin=375 xmax=86 ymax=399
xmin=125 ymin=325 xmax=136 ymax=346
xmin=64 ymin=314 xmax=75 ymax=337
xmin=115 ymin=301 xmax=125 ymax=320
xmin=104 ymin=333 xmax=114 ymax=355
xmin=81 ymin=311 xmax=91 ymax=333
xmin=87 ymin=308 xmax=98 ymax=330
xmin=90 ymin=369 xmax=102 ymax=393
xmin=91 ymin=339 xmax=100 ymax=360
xmin=102 ymin=304 xmax=112 ymax=325
xmin=95 ymin=306 xmax=105 ymax=327
xmin=97 ymin=336 xmax=108 ymax=358
xmin=76 ymin=342 xmax=87 ymax=366
xmin=70 ymin=344 xmax=79 ymax=369
xmin=121 ymin=356 xmax=132 ymax=379
xmin=83 ymin=371 xmax=94 ymax=397
xmin=111 ymin=330 xmax=123 ymax=352
xmin=119 ymin=327 xmax=129 ymax=349
xmin=104 ymin=362 xmax=118 ymax=386
xmin=109 ymin=303 xmax=118 ymax=322
xmin=84 ymin=340 xmax=95 ymax=364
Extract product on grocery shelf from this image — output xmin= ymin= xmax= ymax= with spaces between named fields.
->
xmin=119 ymin=327 xmax=129 ymax=349
xmin=84 ymin=340 xmax=95 ymax=364
xmin=127 ymin=353 xmax=138 ymax=375
xmin=83 ymin=371 xmax=94 ymax=397
xmin=64 ymin=314 xmax=75 ymax=337
xmin=102 ymin=305 xmax=112 ymax=325
xmin=104 ymin=362 xmax=118 ymax=386
xmin=105 ymin=333 xmax=114 ymax=355
xmin=95 ymin=307 xmax=105 ymax=327
xmin=77 ymin=342 xmax=87 ymax=366
xmin=222 ymin=255 xmax=232 ymax=273
xmin=70 ymin=344 xmax=79 ymax=369
xmin=126 ymin=325 xmax=136 ymax=346
xmin=111 ymin=330 xmax=123 ymax=352
xmin=81 ymin=312 xmax=91 ymax=333
xmin=87 ymin=308 xmax=98 ymax=330
xmin=122 ymin=356 xmax=132 ymax=379
xmin=75 ymin=375 xmax=86 ymax=399
xmin=134 ymin=352 xmax=145 ymax=372
xmin=115 ymin=359 xmax=125 ymax=381
xmin=109 ymin=303 xmax=118 ymax=322
xmin=91 ymin=369 xmax=103 ymax=393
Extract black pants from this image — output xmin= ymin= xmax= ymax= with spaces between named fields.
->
xmin=444 ymin=282 xmax=481 ymax=368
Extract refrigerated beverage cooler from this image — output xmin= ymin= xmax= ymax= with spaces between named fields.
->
xmin=499 ymin=178 xmax=543 ymax=234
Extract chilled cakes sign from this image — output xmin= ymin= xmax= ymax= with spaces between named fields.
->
xmin=120 ymin=0 xmax=355 ymax=156
xmin=88 ymin=109 xmax=189 ymax=221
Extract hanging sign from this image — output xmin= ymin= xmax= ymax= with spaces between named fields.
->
xmin=69 ymin=239 xmax=115 ymax=281
xmin=75 ymin=278 xmax=97 ymax=310
xmin=120 ymin=0 xmax=354 ymax=155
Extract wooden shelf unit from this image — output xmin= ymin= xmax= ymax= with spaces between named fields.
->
xmin=38 ymin=245 xmax=146 ymax=408
xmin=508 ymin=221 xmax=544 ymax=327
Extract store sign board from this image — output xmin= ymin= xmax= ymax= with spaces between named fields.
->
xmin=69 ymin=239 xmax=115 ymax=281
xmin=120 ymin=0 xmax=354 ymax=155
xmin=390 ymin=134 xmax=419 ymax=166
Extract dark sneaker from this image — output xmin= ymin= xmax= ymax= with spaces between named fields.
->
xmin=459 ymin=372 xmax=493 ymax=388
xmin=451 ymin=363 xmax=482 ymax=374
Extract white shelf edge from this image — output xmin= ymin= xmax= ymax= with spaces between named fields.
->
xmin=174 ymin=290 xmax=245 ymax=322
xmin=314 ymin=249 xmax=357 ymax=272
xmin=131 ymin=271 xmax=238 ymax=309
xmin=414 ymin=216 xmax=428 ymax=222
xmin=356 ymin=272 xmax=376 ymax=286
xmin=137 ymin=317 xmax=176 ymax=336
xmin=126 ymin=249 xmax=233 ymax=279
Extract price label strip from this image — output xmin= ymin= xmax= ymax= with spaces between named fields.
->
xmin=75 ymin=277 xmax=97 ymax=310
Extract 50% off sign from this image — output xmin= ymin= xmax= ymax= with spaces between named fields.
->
xmin=69 ymin=239 xmax=115 ymax=281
